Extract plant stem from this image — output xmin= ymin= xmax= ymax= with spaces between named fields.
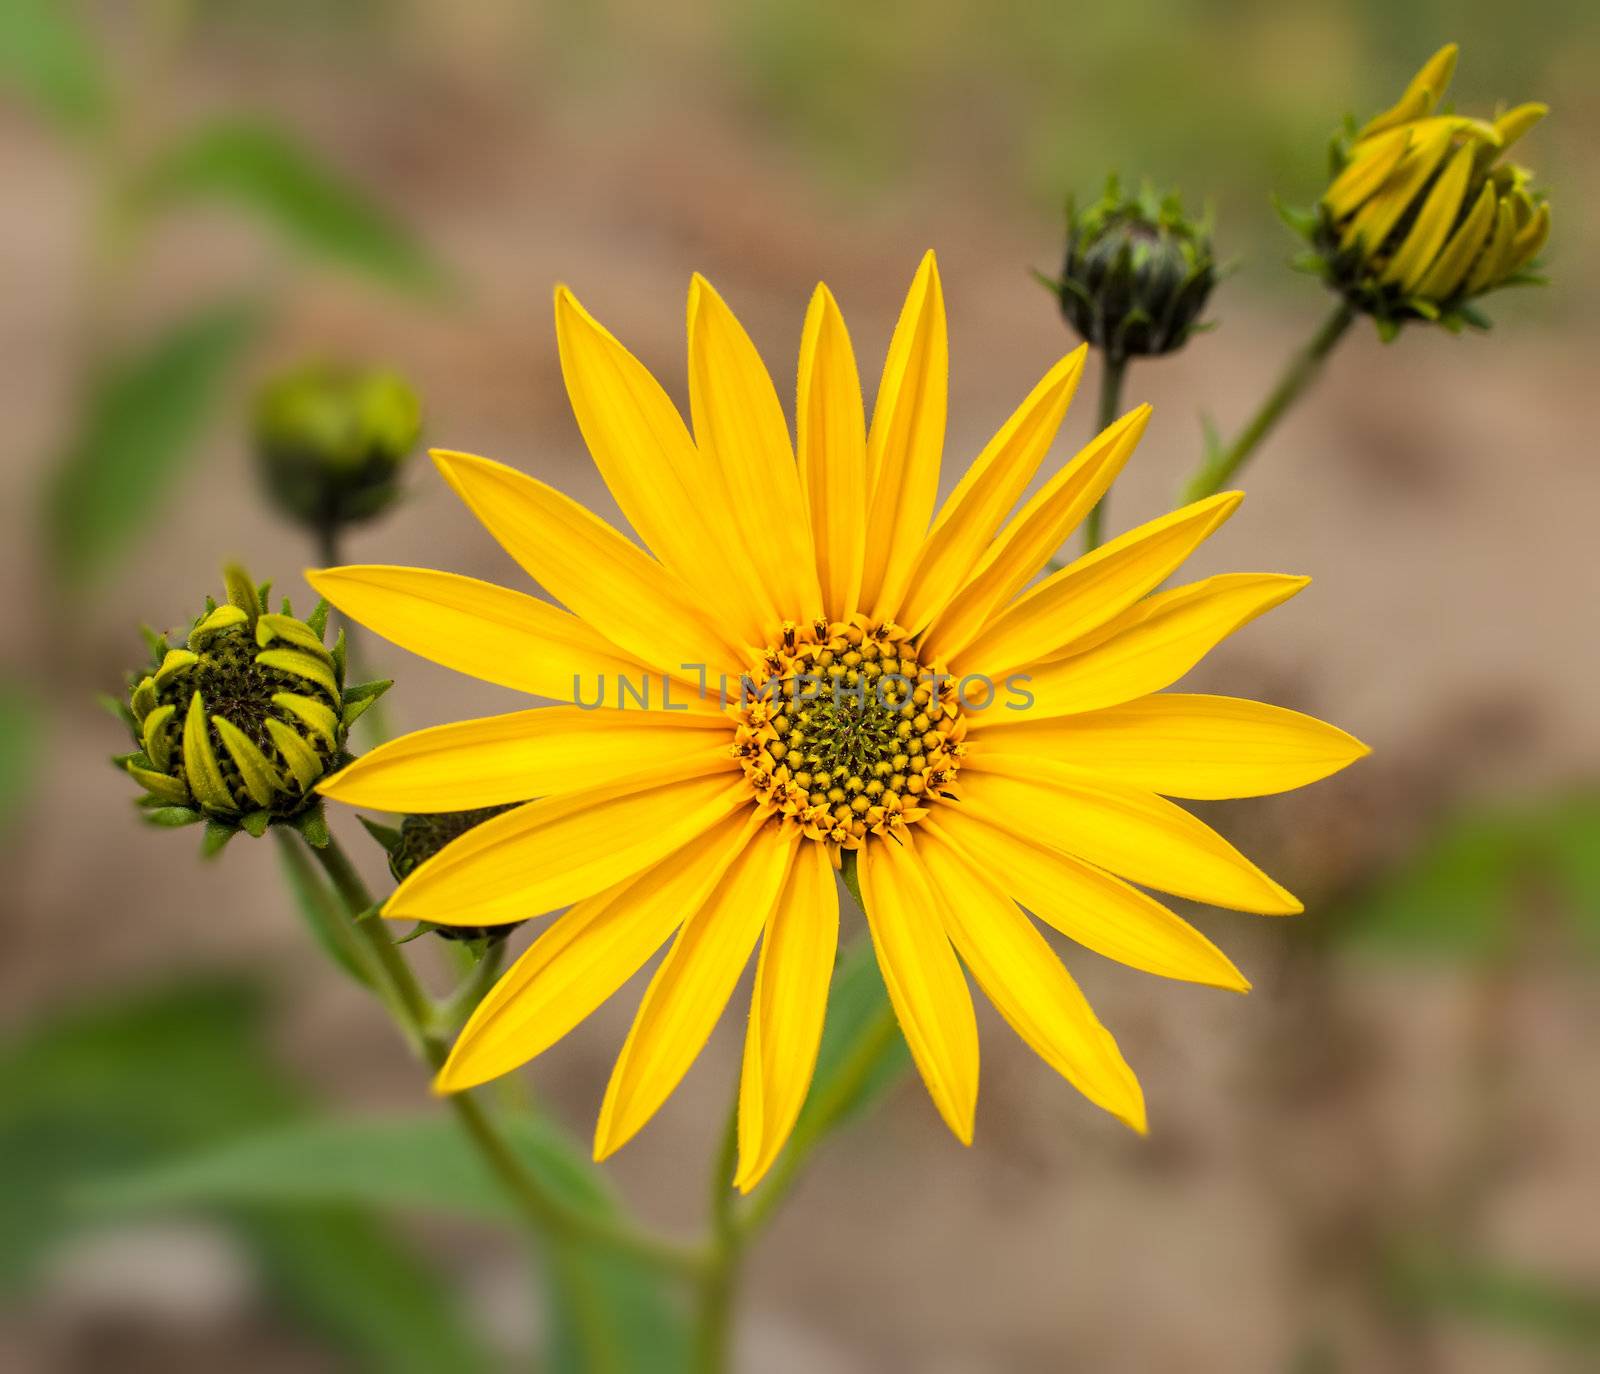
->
xmin=299 ymin=831 xmax=705 ymax=1282
xmin=1082 ymin=351 xmax=1129 ymax=551
xmin=694 ymin=1107 xmax=744 ymax=1374
xmin=1181 ymin=301 xmax=1354 ymax=503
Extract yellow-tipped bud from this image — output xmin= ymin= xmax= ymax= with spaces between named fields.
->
xmin=1291 ymin=45 xmax=1551 ymax=338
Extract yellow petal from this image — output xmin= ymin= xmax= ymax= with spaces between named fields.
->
xmin=553 ymin=285 xmax=770 ymax=645
xmin=182 ymin=689 xmax=236 ymax=814
xmin=860 ymin=251 xmax=948 ymax=621
xmin=925 ymin=810 xmax=1249 ymax=991
xmin=1323 ymin=126 xmax=1412 ymax=220
xmin=897 ymin=347 xmax=1087 ymax=636
xmin=970 ymin=693 xmax=1369 ymax=800
xmin=595 ymin=820 xmax=797 ymax=1159
xmin=1508 ymin=200 xmax=1550 ymax=273
xmin=1492 ymin=102 xmax=1548 ymax=154
xmin=435 ymin=811 xmax=751 ymax=1093
xmin=922 ymin=406 xmax=1149 ymax=664
xmin=1383 ymin=142 xmax=1476 ymax=291
xmin=917 ymin=829 xmax=1146 ymax=1131
xmin=1341 ymin=120 xmax=1456 ymax=256
xmin=385 ymin=771 xmax=750 ymax=926
xmin=858 ymin=833 xmax=979 ymax=1143
xmin=960 ymin=760 xmax=1301 ymax=915
xmin=306 ymin=565 xmax=712 ymax=711
xmin=953 ymin=491 xmax=1243 ymax=680
xmin=735 ymin=839 xmax=839 ymax=1191
xmin=1358 ymin=43 xmax=1457 ymax=139
xmin=319 ymin=707 xmax=735 ymax=811
xmin=797 ymin=283 xmax=867 ymax=622
xmin=1016 ymin=573 xmax=1310 ymax=718
xmin=1413 ymin=181 xmax=1499 ymax=300
xmin=432 ymin=449 xmax=747 ymax=679
xmin=687 ymin=275 xmax=823 ymax=628
xmin=1465 ymin=197 xmax=1518 ymax=294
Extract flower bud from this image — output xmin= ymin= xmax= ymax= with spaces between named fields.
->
xmin=115 ymin=565 xmax=391 ymax=847
xmin=1044 ymin=178 xmax=1218 ymax=361
xmin=1299 ymin=44 xmax=1551 ymax=337
xmin=254 ymin=363 xmax=422 ymax=532
xmin=370 ymin=806 xmax=527 ymax=942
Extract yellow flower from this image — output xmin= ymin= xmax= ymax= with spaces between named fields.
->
xmin=309 ymin=254 xmax=1367 ymax=1189
xmin=1313 ymin=43 xmax=1550 ymax=335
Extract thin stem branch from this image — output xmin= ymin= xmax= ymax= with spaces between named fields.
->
xmin=314 ymin=524 xmax=394 ymax=741
xmin=694 ymin=1107 xmax=744 ymax=1373
xmin=300 ymin=832 xmax=705 ymax=1283
xmin=1181 ymin=301 xmax=1355 ymax=503
xmin=1082 ymin=351 xmax=1129 ymax=551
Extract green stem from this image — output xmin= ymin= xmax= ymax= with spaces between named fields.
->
xmin=1082 ymin=351 xmax=1129 ymax=552
xmin=300 ymin=832 xmax=705 ymax=1287
xmin=694 ymin=1108 xmax=744 ymax=1374
xmin=1181 ymin=302 xmax=1354 ymax=503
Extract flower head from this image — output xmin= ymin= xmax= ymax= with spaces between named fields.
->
xmin=254 ymin=362 xmax=422 ymax=532
xmin=311 ymin=255 xmax=1366 ymax=1188
xmin=1301 ymin=44 xmax=1550 ymax=336
xmin=115 ymin=565 xmax=390 ymax=846
xmin=1045 ymin=178 xmax=1217 ymax=361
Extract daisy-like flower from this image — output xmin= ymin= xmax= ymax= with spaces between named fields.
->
xmin=310 ymin=254 xmax=1367 ymax=1189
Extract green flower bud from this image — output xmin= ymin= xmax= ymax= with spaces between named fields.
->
xmin=1044 ymin=177 xmax=1218 ymax=362
xmin=115 ymin=565 xmax=392 ymax=849
xmin=1292 ymin=44 xmax=1551 ymax=339
xmin=254 ymin=362 xmax=422 ymax=532
xmin=370 ymin=807 xmax=526 ymax=942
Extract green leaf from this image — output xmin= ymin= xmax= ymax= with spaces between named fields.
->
xmin=45 ymin=301 xmax=262 ymax=587
xmin=83 ymin=1111 xmax=622 ymax=1221
xmin=0 ymin=981 xmax=492 ymax=1369
xmin=796 ymin=935 xmax=910 ymax=1138
xmin=132 ymin=118 xmax=443 ymax=292
xmin=0 ymin=679 xmax=45 ymax=835
xmin=81 ymin=1109 xmax=689 ymax=1373
xmin=1389 ymin=1248 xmax=1600 ymax=1350
xmin=0 ymin=0 xmax=108 ymax=134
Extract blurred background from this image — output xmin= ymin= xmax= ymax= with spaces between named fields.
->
xmin=3 ymin=2 xmax=1598 ymax=1370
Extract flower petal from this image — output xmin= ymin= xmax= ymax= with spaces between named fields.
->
xmin=435 ymin=811 xmax=752 ymax=1093
xmin=952 ymin=491 xmax=1242 ymax=679
xmin=1358 ymin=43 xmax=1457 ymax=139
xmin=972 ymin=693 xmax=1368 ymax=800
xmin=595 ymin=820 xmax=798 ymax=1159
xmin=959 ymin=759 xmax=1301 ymax=914
xmin=735 ymin=838 xmax=839 ymax=1191
xmin=921 ymin=406 xmax=1149 ymax=664
xmin=385 ymin=771 xmax=751 ymax=926
xmin=1383 ymin=141 xmax=1476 ymax=292
xmin=797 ymin=283 xmax=867 ymax=622
xmin=860 ymin=251 xmax=948 ymax=622
xmin=925 ymin=811 xmax=1249 ymax=991
xmin=306 ymin=565 xmax=698 ymax=709
xmin=688 ymin=275 xmax=823 ymax=628
xmin=858 ymin=833 xmax=979 ymax=1143
xmin=432 ymin=449 xmax=748 ymax=679
xmin=553 ymin=286 xmax=770 ymax=645
xmin=896 ymin=347 xmax=1087 ymax=636
xmin=1015 ymin=573 xmax=1310 ymax=718
xmin=917 ymin=828 xmax=1146 ymax=1131
xmin=319 ymin=707 xmax=736 ymax=812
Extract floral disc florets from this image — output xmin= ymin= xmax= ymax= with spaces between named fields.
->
xmin=116 ymin=565 xmax=391 ymax=844
xmin=734 ymin=618 xmax=966 ymax=850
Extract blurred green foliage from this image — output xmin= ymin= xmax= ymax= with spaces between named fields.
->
xmin=45 ymin=302 xmax=264 ymax=587
xmin=0 ymin=978 xmax=494 ymax=1370
xmin=0 ymin=680 xmax=44 ymax=834
xmin=1338 ymin=791 xmax=1600 ymax=960
xmin=0 ymin=0 xmax=107 ymax=134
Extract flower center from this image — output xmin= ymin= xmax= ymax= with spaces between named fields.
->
xmin=734 ymin=619 xmax=965 ymax=848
